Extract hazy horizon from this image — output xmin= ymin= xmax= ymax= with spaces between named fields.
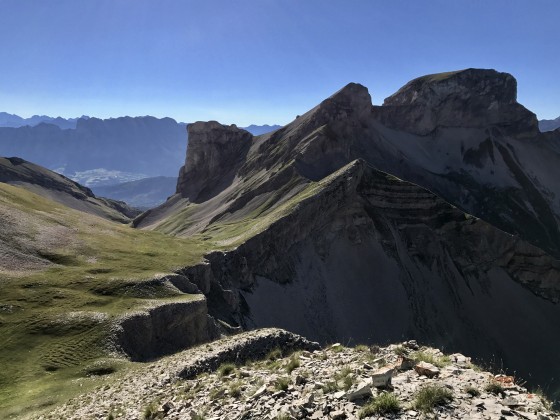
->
xmin=0 ymin=111 xmax=284 ymax=127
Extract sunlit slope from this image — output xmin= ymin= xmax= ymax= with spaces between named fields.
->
xmin=0 ymin=182 xmax=208 ymax=417
xmin=0 ymin=156 xmax=139 ymax=223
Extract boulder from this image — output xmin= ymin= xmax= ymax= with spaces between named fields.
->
xmin=371 ymin=366 xmax=394 ymax=388
xmin=345 ymin=379 xmax=372 ymax=401
xmin=414 ymin=361 xmax=440 ymax=378
xmin=396 ymin=355 xmax=415 ymax=371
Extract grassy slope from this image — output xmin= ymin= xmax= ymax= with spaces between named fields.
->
xmin=0 ymin=183 xmax=209 ymax=418
xmin=0 ymin=160 xmax=353 ymax=417
xmin=157 ymin=161 xmax=357 ymax=248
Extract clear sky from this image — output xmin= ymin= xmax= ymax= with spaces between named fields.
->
xmin=1 ymin=0 xmax=558 ymax=125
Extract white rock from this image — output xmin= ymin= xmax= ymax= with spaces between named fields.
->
xmin=345 ymin=380 xmax=372 ymax=401
xmin=371 ymin=366 xmax=394 ymax=388
xmin=333 ymin=390 xmax=346 ymax=399
xmin=252 ymin=385 xmax=267 ymax=398
xmin=414 ymin=361 xmax=440 ymax=378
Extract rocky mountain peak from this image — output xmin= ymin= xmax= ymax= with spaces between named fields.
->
xmin=309 ymin=82 xmax=372 ymax=124
xmin=176 ymin=121 xmax=253 ymax=201
xmin=384 ymin=68 xmax=517 ymax=107
xmin=376 ymin=68 xmax=539 ymax=136
xmin=321 ymin=82 xmax=372 ymax=112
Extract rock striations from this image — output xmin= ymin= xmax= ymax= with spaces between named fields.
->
xmin=133 ymin=68 xmax=560 ymax=403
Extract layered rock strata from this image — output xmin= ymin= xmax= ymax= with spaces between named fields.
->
xmin=111 ymin=296 xmax=221 ymax=362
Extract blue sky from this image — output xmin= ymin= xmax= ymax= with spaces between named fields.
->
xmin=1 ymin=0 xmax=558 ymax=125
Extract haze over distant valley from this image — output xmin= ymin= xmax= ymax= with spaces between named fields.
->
xmin=539 ymin=116 xmax=560 ymax=132
xmin=0 ymin=113 xmax=280 ymax=201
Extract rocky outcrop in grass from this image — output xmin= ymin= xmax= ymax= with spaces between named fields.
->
xmin=111 ymin=296 xmax=221 ymax=362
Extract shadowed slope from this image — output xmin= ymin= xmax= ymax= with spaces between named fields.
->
xmin=175 ymin=159 xmax=560 ymax=401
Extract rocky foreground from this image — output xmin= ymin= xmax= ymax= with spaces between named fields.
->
xmin=40 ymin=329 xmax=557 ymax=420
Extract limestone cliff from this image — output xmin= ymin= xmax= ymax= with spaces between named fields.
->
xmin=376 ymin=68 xmax=539 ymax=137
xmin=176 ymin=121 xmax=252 ymax=202
xmin=174 ymin=160 xmax=560 ymax=400
xmin=111 ymin=295 xmax=220 ymax=361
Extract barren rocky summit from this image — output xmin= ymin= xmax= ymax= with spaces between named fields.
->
xmin=42 ymin=328 xmax=557 ymax=420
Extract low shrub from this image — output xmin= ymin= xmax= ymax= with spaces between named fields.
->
xmin=217 ymin=363 xmax=236 ymax=377
xmin=413 ymin=384 xmax=453 ymax=412
xmin=359 ymin=392 xmax=401 ymax=418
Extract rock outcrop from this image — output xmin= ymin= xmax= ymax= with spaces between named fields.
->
xmin=176 ymin=122 xmax=252 ymax=202
xmin=140 ymin=70 xmax=560 ymax=257
xmin=173 ymin=160 xmax=560 ymax=399
xmin=111 ymin=296 xmax=221 ymax=362
xmin=376 ymin=68 xmax=539 ymax=137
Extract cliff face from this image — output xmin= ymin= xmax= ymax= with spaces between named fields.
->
xmin=111 ymin=296 xmax=220 ymax=361
xmin=376 ymin=69 xmax=539 ymax=137
xmin=175 ymin=160 xmax=560 ymax=397
xmin=176 ymin=121 xmax=252 ymax=202
xmin=142 ymin=71 xmax=560 ymax=257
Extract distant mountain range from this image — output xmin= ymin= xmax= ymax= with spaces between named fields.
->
xmin=242 ymin=124 xmax=282 ymax=135
xmin=0 ymin=116 xmax=186 ymax=183
xmin=0 ymin=113 xmax=281 ymax=187
xmin=0 ymin=112 xmax=86 ymax=129
xmin=539 ymin=116 xmax=560 ymax=132
xmin=91 ymin=176 xmax=177 ymax=209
